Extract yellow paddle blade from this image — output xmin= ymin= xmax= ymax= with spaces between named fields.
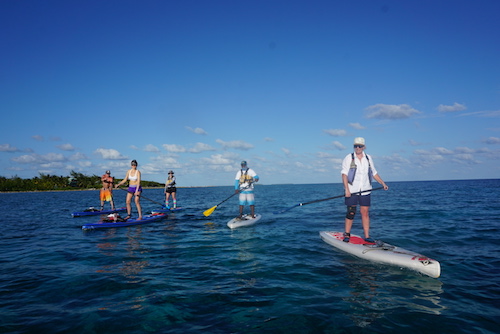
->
xmin=203 ymin=206 xmax=217 ymax=217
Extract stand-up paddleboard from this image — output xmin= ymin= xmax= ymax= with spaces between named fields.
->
xmin=72 ymin=207 xmax=126 ymax=217
xmin=151 ymin=207 xmax=183 ymax=214
xmin=320 ymin=231 xmax=441 ymax=278
xmin=82 ymin=213 xmax=167 ymax=230
xmin=227 ymin=214 xmax=262 ymax=229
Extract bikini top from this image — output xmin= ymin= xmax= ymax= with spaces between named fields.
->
xmin=128 ymin=171 xmax=138 ymax=181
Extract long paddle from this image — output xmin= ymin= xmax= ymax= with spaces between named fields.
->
xmin=203 ymin=179 xmax=255 ymax=217
xmin=117 ymin=187 xmax=165 ymax=206
xmin=203 ymin=192 xmax=238 ymax=217
xmin=273 ymin=187 xmax=384 ymax=214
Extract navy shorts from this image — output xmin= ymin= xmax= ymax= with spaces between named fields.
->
xmin=165 ymin=187 xmax=176 ymax=193
xmin=345 ymin=193 xmax=371 ymax=207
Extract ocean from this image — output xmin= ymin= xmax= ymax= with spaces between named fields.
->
xmin=0 ymin=179 xmax=498 ymax=333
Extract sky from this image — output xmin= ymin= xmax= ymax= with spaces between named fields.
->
xmin=1 ymin=0 xmax=499 ymax=187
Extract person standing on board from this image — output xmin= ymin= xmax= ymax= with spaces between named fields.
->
xmin=115 ymin=160 xmax=142 ymax=220
xmin=341 ymin=137 xmax=388 ymax=243
xmin=164 ymin=170 xmax=177 ymax=209
xmin=100 ymin=170 xmax=115 ymax=211
xmin=235 ymin=160 xmax=259 ymax=218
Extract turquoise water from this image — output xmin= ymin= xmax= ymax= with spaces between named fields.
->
xmin=1 ymin=180 xmax=499 ymax=333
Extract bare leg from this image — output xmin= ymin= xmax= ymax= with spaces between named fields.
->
xmin=135 ymin=194 xmax=142 ymax=220
xmin=344 ymin=217 xmax=353 ymax=234
xmin=125 ymin=192 xmax=133 ymax=218
xmin=360 ymin=206 xmax=370 ymax=238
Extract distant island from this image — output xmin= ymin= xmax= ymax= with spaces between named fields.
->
xmin=0 ymin=171 xmax=164 ymax=192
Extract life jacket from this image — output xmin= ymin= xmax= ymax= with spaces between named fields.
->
xmin=239 ymin=168 xmax=252 ymax=184
xmin=166 ymin=176 xmax=176 ymax=188
xmin=347 ymin=153 xmax=373 ymax=185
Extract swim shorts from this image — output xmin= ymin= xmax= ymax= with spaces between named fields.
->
xmin=100 ymin=189 xmax=112 ymax=202
xmin=345 ymin=193 xmax=371 ymax=206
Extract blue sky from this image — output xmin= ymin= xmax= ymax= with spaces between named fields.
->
xmin=1 ymin=0 xmax=499 ymax=187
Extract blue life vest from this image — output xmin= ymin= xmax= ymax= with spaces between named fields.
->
xmin=347 ymin=153 xmax=373 ymax=185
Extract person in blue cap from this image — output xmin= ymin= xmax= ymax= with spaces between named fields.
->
xmin=234 ymin=160 xmax=259 ymax=218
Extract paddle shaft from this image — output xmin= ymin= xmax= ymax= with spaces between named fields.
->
xmin=301 ymin=186 xmax=383 ymax=206
xmin=274 ymin=187 xmax=384 ymax=214
xmin=117 ymin=187 xmax=164 ymax=206
xmin=203 ymin=182 xmax=254 ymax=216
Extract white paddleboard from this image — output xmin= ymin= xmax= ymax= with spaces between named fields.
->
xmin=227 ymin=214 xmax=262 ymax=229
xmin=320 ymin=231 xmax=441 ymax=278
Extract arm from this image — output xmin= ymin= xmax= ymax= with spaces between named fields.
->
xmin=342 ymin=174 xmax=351 ymax=197
xmin=135 ymin=171 xmax=141 ymax=193
xmin=373 ymin=174 xmax=389 ymax=190
xmin=115 ymin=171 xmax=129 ymax=188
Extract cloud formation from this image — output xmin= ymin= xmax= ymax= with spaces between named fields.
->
xmin=186 ymin=127 xmax=208 ymax=135
xmin=0 ymin=144 xmax=19 ymax=152
xmin=366 ymin=104 xmax=421 ymax=119
xmin=323 ymin=129 xmax=347 ymax=136
xmin=94 ymin=148 xmax=128 ymax=160
xmin=437 ymin=102 xmax=466 ymax=113
xmin=216 ymin=139 xmax=254 ymax=150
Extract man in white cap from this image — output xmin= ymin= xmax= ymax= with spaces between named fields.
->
xmin=235 ymin=160 xmax=259 ymax=218
xmin=341 ymin=137 xmax=388 ymax=243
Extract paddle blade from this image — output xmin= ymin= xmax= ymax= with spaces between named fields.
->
xmin=203 ymin=206 xmax=217 ymax=217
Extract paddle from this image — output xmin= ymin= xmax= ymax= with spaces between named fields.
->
xmin=117 ymin=187 xmax=165 ymax=206
xmin=203 ymin=179 xmax=256 ymax=217
xmin=203 ymin=192 xmax=238 ymax=217
xmin=273 ymin=187 xmax=384 ymax=214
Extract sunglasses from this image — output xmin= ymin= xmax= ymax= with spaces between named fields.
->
xmin=354 ymin=145 xmax=365 ymax=148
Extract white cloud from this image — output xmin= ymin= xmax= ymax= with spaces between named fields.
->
xmin=437 ymin=102 xmax=466 ymax=113
xmin=349 ymin=123 xmax=365 ymax=130
xmin=186 ymin=126 xmax=208 ymax=135
xmin=144 ymin=144 xmax=160 ymax=152
xmin=13 ymin=152 xmax=67 ymax=163
xmin=32 ymin=135 xmax=44 ymax=141
xmin=12 ymin=155 xmax=38 ymax=164
xmin=57 ymin=143 xmax=75 ymax=151
xmin=331 ymin=141 xmax=345 ymax=150
xmin=94 ymin=148 xmax=128 ymax=160
xmin=188 ymin=142 xmax=216 ymax=153
xmin=483 ymin=137 xmax=500 ymax=144
xmin=42 ymin=152 xmax=66 ymax=162
xmin=163 ymin=144 xmax=187 ymax=153
xmin=366 ymin=104 xmax=421 ymax=119
xmin=216 ymin=139 xmax=254 ymax=150
xmin=0 ymin=144 xmax=19 ymax=152
xmin=199 ymin=153 xmax=240 ymax=172
xmin=323 ymin=129 xmax=347 ymax=136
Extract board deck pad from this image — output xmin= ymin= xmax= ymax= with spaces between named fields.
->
xmin=332 ymin=232 xmax=376 ymax=245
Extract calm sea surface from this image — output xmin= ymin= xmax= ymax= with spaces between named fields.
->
xmin=0 ymin=180 xmax=499 ymax=333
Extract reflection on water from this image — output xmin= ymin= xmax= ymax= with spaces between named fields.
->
xmin=342 ymin=258 xmax=445 ymax=327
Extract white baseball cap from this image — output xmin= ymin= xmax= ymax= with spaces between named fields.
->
xmin=354 ymin=137 xmax=365 ymax=145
